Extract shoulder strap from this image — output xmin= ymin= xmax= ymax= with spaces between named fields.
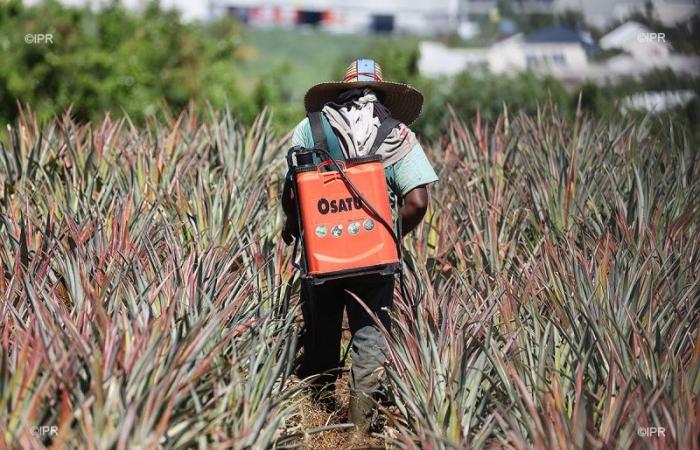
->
xmin=307 ymin=112 xmax=327 ymax=151
xmin=369 ymin=117 xmax=401 ymax=155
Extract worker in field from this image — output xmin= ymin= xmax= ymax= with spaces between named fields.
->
xmin=281 ymin=59 xmax=438 ymax=434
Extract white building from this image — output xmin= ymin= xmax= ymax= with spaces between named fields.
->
xmin=554 ymin=0 xmax=699 ymax=28
xmin=419 ymin=26 xmax=592 ymax=79
xmin=34 ymin=0 xmax=700 ymax=29
xmin=209 ymin=0 xmax=465 ymax=34
xmin=621 ymin=90 xmax=696 ymax=112
xmin=419 ymin=23 xmax=700 ymax=82
xmin=465 ymin=0 xmax=699 ymax=28
xmin=599 ymin=21 xmax=671 ymax=59
xmin=594 ymin=20 xmax=699 ymax=81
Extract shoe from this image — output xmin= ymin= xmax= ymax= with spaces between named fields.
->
xmin=306 ymin=383 xmax=338 ymax=413
xmin=348 ymin=390 xmax=374 ymax=434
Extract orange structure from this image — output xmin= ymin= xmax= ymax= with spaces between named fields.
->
xmin=289 ymin=150 xmax=399 ymax=283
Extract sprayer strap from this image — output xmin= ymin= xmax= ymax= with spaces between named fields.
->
xmin=307 ymin=112 xmax=328 ymax=151
xmin=369 ymin=117 xmax=401 ymax=156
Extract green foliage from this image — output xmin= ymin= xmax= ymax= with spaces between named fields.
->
xmin=575 ymin=81 xmax=613 ymax=114
xmin=430 ymin=71 xmax=571 ymax=132
xmin=0 ymin=0 xmax=248 ymax=124
xmin=367 ymin=40 xmax=421 ymax=83
xmin=2 ymin=0 xmax=698 ymax=143
xmin=468 ymin=3 xmax=586 ymax=36
xmin=612 ymin=68 xmax=700 ymax=94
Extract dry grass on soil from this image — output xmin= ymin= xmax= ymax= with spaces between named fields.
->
xmin=280 ymin=318 xmax=395 ymax=449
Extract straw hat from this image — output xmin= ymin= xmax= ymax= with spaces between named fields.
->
xmin=304 ymin=58 xmax=423 ymax=125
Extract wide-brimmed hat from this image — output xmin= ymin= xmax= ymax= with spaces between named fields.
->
xmin=304 ymin=59 xmax=423 ymax=125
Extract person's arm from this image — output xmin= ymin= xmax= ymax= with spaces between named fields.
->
xmin=400 ymin=185 xmax=429 ymax=235
xmin=281 ymin=175 xmax=299 ymax=244
xmin=391 ymin=135 xmax=437 ymax=237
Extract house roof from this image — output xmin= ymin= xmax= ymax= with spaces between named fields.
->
xmin=524 ymin=26 xmax=596 ymax=50
xmin=600 ymin=22 xmax=650 ymax=49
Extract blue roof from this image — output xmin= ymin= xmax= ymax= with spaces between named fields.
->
xmin=525 ymin=26 xmax=585 ymax=43
xmin=524 ymin=26 xmax=596 ymax=50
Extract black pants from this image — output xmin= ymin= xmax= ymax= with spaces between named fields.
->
xmin=297 ymin=274 xmax=395 ymax=391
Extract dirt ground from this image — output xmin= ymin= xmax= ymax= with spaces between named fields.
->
xmin=279 ymin=319 xmax=398 ymax=449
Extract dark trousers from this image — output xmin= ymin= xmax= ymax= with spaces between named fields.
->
xmin=297 ymin=274 xmax=395 ymax=393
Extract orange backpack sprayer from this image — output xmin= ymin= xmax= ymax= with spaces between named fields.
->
xmin=286 ymin=112 xmax=402 ymax=284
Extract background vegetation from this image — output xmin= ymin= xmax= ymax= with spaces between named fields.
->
xmin=2 ymin=0 xmax=699 ymax=141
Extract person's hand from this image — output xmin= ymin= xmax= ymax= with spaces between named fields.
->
xmin=281 ymin=218 xmax=298 ymax=245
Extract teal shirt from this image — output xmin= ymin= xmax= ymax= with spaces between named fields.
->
xmin=290 ymin=117 xmax=438 ymax=200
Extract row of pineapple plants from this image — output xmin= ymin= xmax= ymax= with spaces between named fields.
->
xmin=1 ymin=104 xmax=697 ymax=448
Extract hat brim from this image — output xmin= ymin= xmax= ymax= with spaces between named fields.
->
xmin=304 ymin=80 xmax=423 ymax=126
